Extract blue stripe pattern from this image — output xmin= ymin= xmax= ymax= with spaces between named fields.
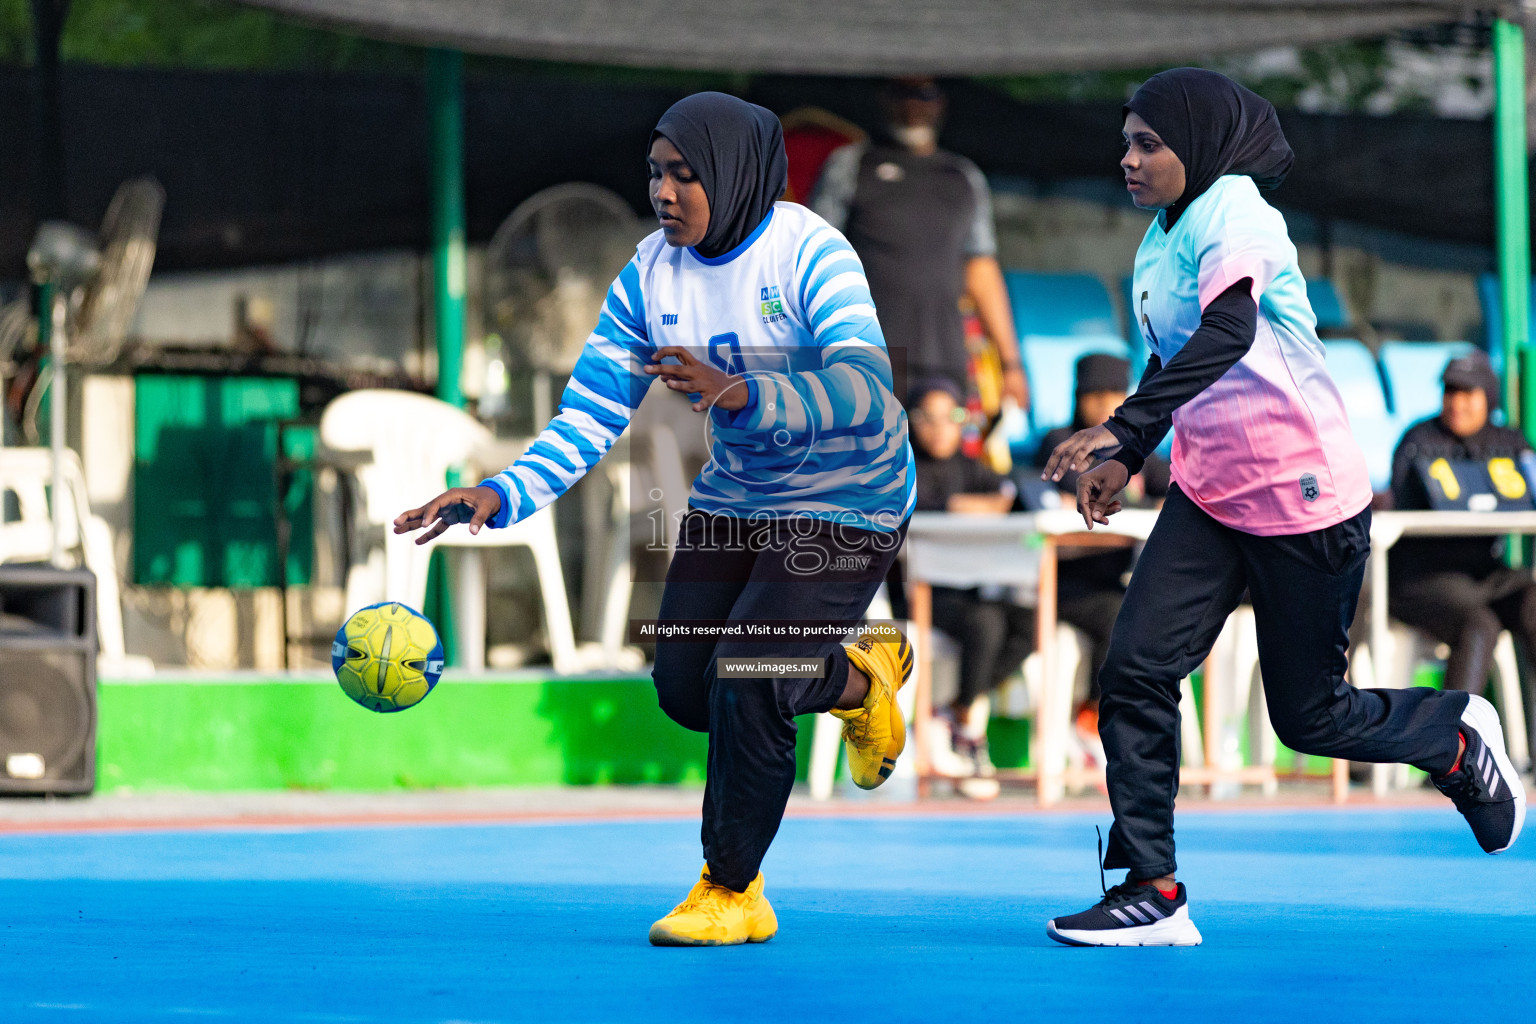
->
xmin=482 ymin=211 xmax=913 ymax=534
xmin=480 ymin=264 xmax=655 ymax=530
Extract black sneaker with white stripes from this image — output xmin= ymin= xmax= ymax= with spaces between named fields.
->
xmin=1432 ymin=694 xmax=1526 ymax=854
xmin=1046 ymin=880 xmax=1202 ymax=947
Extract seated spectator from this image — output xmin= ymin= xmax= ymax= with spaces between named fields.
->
xmin=910 ymin=377 xmax=1030 ymax=789
xmin=1033 ymin=354 xmax=1170 ymax=744
xmin=1389 ymin=352 xmax=1536 ymax=752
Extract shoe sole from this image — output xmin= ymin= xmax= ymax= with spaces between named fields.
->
xmin=1462 ymin=694 xmax=1527 ymax=854
xmin=887 ymin=632 xmax=913 ymax=760
xmin=1046 ymin=906 xmax=1203 ymax=947
xmin=648 ymin=927 xmax=776 ymax=947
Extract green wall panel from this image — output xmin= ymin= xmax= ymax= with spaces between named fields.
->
xmin=133 ymin=374 xmax=308 ymax=587
xmin=97 ymin=677 xmax=716 ymax=792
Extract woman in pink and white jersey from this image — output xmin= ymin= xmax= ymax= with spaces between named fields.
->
xmin=1039 ymin=68 xmax=1523 ymax=948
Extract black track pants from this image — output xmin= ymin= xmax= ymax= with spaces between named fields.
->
xmin=1099 ymin=485 xmax=1466 ymax=878
xmin=652 ymin=510 xmax=907 ymax=892
xmin=930 ymin=587 xmax=1035 ymax=707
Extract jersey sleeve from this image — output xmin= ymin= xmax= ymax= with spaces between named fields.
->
xmin=712 ymin=223 xmax=900 ymax=447
xmin=1191 ymin=190 xmax=1288 ymax=308
xmin=479 ymin=256 xmax=655 ymax=529
xmin=1106 ymin=353 xmax=1169 ymax=475
xmin=958 ymin=158 xmax=997 ymax=258
xmin=806 ymin=143 xmax=863 ymax=233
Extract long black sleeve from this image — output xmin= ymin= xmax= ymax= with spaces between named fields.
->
xmin=1105 ymin=277 xmax=1257 ymax=474
xmin=1106 ymin=353 xmax=1168 ymax=476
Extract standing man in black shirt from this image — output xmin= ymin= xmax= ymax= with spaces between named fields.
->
xmin=810 ymin=78 xmax=1027 ymax=409
xmin=1390 ymin=351 xmax=1536 ymax=763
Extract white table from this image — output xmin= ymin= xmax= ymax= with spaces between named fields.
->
xmin=906 ymin=509 xmax=1272 ymax=804
xmin=1367 ymin=511 xmax=1536 ymax=678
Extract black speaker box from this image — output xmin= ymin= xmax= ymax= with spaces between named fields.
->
xmin=0 ymin=565 xmax=97 ymax=795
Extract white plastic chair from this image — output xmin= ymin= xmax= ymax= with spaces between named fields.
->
xmin=1201 ymin=606 xmax=1278 ymax=796
xmin=1029 ymin=621 xmax=1204 ymax=799
xmin=319 ymin=389 xmax=599 ymax=674
xmin=1367 ymin=622 xmax=1531 ymax=791
xmin=1027 ymin=621 xmax=1092 ymax=793
xmin=589 ymin=422 xmax=691 ymax=663
xmin=0 ymin=446 xmax=150 ymax=675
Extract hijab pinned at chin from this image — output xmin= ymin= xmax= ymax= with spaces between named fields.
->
xmin=652 ymin=92 xmax=788 ymax=259
xmin=1125 ymin=68 xmax=1293 ymax=228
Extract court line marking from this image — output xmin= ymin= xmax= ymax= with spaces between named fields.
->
xmin=0 ymin=793 xmax=1449 ymax=836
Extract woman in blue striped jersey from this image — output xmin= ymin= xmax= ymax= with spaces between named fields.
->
xmin=395 ymin=92 xmax=915 ymax=947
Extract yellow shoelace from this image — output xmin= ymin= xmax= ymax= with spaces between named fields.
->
xmin=676 ymin=879 xmax=741 ymax=916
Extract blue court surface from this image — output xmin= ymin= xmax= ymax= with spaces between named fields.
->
xmin=0 ymin=806 xmax=1530 ymax=1023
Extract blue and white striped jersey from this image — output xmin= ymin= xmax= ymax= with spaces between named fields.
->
xmin=481 ymin=202 xmax=914 ymax=534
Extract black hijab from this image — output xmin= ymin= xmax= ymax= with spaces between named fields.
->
xmin=1125 ymin=68 xmax=1293 ymax=229
xmin=652 ymin=92 xmax=788 ymax=259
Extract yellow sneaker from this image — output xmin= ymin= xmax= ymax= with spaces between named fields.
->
xmin=648 ymin=866 xmax=778 ymax=947
xmin=831 ymin=629 xmax=914 ymax=789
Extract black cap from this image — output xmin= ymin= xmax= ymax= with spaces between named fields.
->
xmin=1075 ymin=353 xmax=1131 ymax=396
xmin=907 ymin=375 xmax=964 ymax=408
xmin=1442 ymin=351 xmax=1499 ymax=399
xmin=883 ymin=77 xmax=944 ymax=102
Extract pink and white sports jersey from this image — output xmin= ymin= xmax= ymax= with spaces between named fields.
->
xmin=1132 ymin=175 xmax=1371 ymax=535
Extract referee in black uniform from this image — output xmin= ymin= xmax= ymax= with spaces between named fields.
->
xmin=810 ymin=77 xmax=1027 ymax=408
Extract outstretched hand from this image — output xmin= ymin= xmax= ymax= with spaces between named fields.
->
xmin=1076 ymin=461 xmax=1129 ymax=530
xmin=644 ymin=346 xmax=749 ymax=413
xmin=393 ymin=485 xmax=502 ymax=545
xmin=1041 ymin=423 xmax=1121 ymax=482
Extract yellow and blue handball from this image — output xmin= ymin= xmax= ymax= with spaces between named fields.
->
xmin=332 ymin=602 xmax=445 ymax=713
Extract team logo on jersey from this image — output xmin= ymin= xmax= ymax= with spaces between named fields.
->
xmin=759 ymin=285 xmax=787 ymax=325
xmin=661 ymin=314 xmax=679 ymax=326
xmin=1299 ymin=473 xmax=1320 ymax=502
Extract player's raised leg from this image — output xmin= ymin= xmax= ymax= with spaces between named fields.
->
xmin=1238 ymin=517 xmax=1524 ymax=855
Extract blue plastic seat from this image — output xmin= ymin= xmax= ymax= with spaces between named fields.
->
xmin=1323 ymin=340 xmax=1394 ymax=491
xmin=1005 ymin=272 xmax=1119 ymax=338
xmin=1014 ymin=334 xmax=1133 ymax=457
xmin=1323 ymin=340 xmax=1388 ymax=420
xmin=1307 ymin=280 xmax=1349 ymax=333
xmin=1477 ymin=272 xmax=1499 ymax=367
xmin=1474 ymin=272 xmax=1536 ymax=376
xmin=1379 ymin=340 xmax=1478 ymax=430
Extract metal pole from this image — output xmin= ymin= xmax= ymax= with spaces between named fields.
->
xmin=30 ymin=0 xmax=69 ymax=223
xmin=1494 ymin=17 xmax=1531 ymax=430
xmin=428 ymin=48 xmax=466 ymax=410
xmin=48 ymin=289 xmax=66 ymax=567
xmin=426 ymin=49 xmax=467 ymax=665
